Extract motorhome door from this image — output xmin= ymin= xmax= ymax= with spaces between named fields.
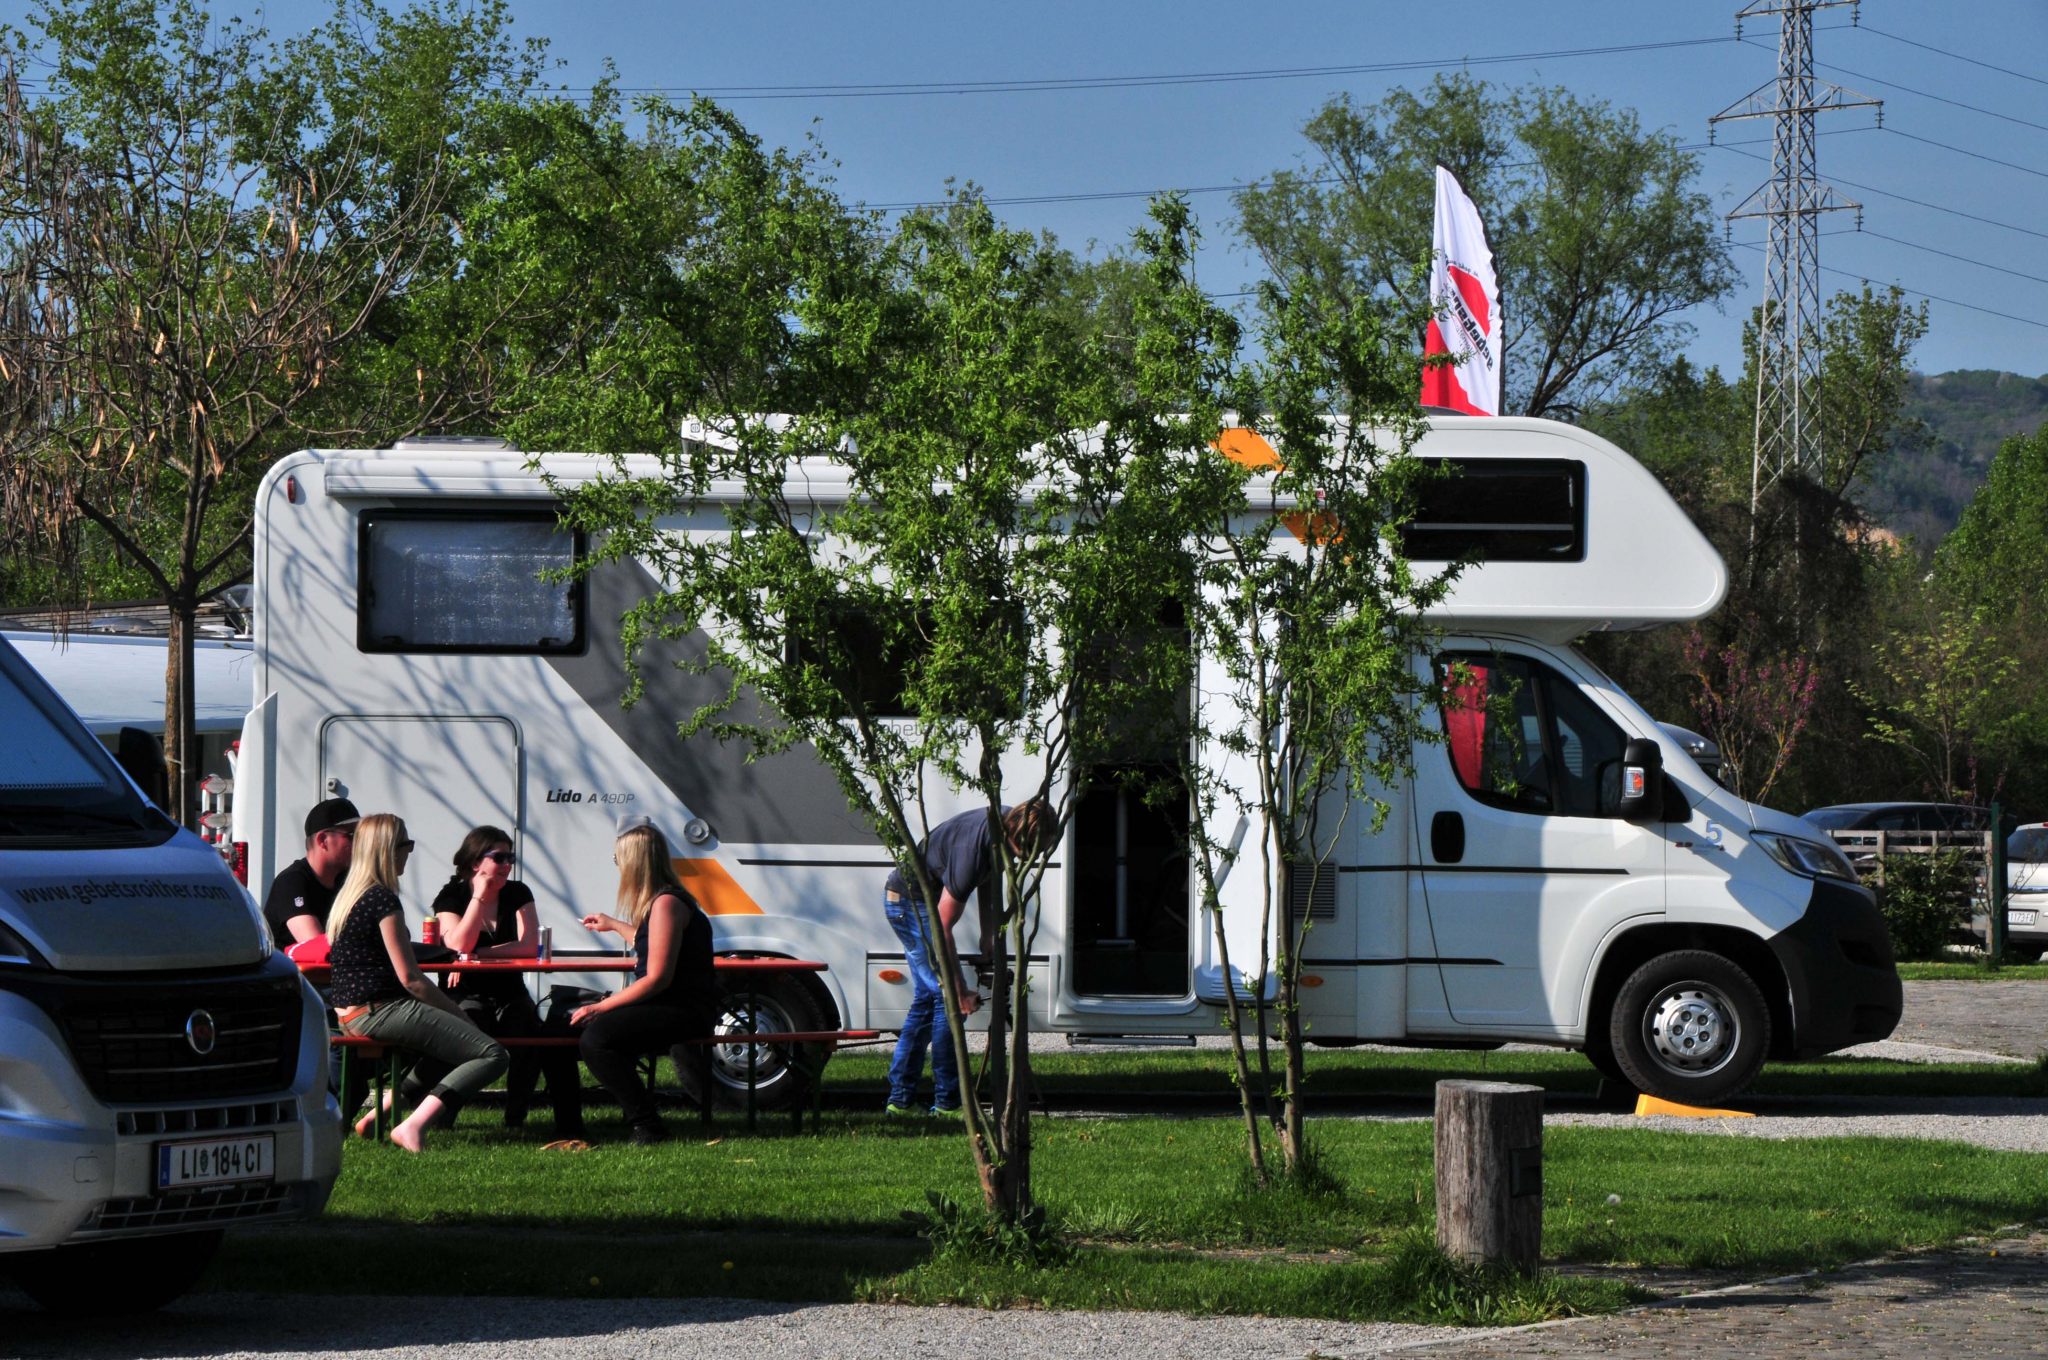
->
xmin=1411 ymin=650 xmax=1664 ymax=1028
xmin=319 ymin=715 xmax=522 ymax=893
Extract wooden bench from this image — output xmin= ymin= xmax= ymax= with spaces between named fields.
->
xmin=332 ymin=1028 xmax=883 ymax=1138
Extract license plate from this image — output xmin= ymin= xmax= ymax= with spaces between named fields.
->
xmin=156 ymin=1134 xmax=275 ymax=1191
xmin=2009 ymin=911 xmax=2038 ymax=928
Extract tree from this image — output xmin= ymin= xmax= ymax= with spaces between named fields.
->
xmin=0 ymin=0 xmax=536 ymax=820
xmin=1929 ymin=423 xmax=2048 ymax=811
xmin=1131 ymin=196 xmax=1451 ymax=1180
xmin=1851 ymin=596 xmax=2018 ymax=804
xmin=1581 ymin=288 xmax=1932 ymax=812
xmin=1236 ymin=74 xmax=1735 ymax=419
xmin=549 ymin=120 xmax=1206 ymax=1226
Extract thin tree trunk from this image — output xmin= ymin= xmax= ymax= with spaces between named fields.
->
xmin=1204 ymin=886 xmax=1270 ymax=1185
xmin=164 ymin=595 xmax=199 ymax=826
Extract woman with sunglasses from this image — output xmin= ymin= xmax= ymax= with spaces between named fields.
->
xmin=327 ymin=814 xmax=507 ymax=1152
xmin=429 ymin=826 xmax=585 ymax=1138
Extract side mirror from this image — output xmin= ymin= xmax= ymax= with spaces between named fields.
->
xmin=1618 ymin=737 xmax=1664 ymax=823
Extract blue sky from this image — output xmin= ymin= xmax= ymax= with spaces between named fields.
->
xmin=58 ymin=0 xmax=2048 ymax=380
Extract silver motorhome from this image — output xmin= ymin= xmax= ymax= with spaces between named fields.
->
xmin=233 ymin=418 xmax=1902 ymax=1107
xmin=0 ymin=635 xmax=339 ymax=1314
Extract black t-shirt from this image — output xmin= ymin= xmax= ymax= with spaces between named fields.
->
xmin=632 ymin=892 xmax=716 ymax=1015
xmin=428 ymin=879 xmax=536 ymax=950
xmin=328 ymin=885 xmax=409 ymax=1008
xmin=262 ymin=859 xmax=339 ymax=950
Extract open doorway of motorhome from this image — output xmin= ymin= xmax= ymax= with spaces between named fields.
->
xmin=1070 ymin=766 xmax=1191 ymax=996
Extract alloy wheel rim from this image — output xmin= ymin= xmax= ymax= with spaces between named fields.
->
xmin=1642 ymin=983 xmax=1737 ymax=1078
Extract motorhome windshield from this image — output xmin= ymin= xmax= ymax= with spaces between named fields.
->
xmin=0 ymin=639 xmax=170 ymax=848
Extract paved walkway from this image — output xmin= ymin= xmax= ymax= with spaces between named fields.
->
xmin=1398 ymin=1228 xmax=2048 ymax=1358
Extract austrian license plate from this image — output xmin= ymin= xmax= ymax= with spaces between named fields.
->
xmin=156 ymin=1134 xmax=275 ymax=1191
xmin=2009 ymin=910 xmax=2038 ymax=928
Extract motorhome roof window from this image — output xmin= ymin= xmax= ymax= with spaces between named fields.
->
xmin=1400 ymin=458 xmax=1586 ymax=563
xmin=358 ymin=509 xmax=585 ymax=655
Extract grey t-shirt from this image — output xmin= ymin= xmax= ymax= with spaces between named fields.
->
xmin=885 ymin=806 xmax=1006 ymax=904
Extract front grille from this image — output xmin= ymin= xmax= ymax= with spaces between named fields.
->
xmin=51 ymin=973 xmax=303 ymax=1104
xmin=117 ymin=1099 xmax=300 ymax=1138
xmin=86 ymin=1183 xmax=302 ymax=1234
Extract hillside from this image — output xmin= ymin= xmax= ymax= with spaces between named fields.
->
xmin=1861 ymin=369 xmax=2048 ymax=546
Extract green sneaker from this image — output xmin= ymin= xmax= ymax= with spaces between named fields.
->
xmin=884 ymin=1103 xmax=917 ymax=1117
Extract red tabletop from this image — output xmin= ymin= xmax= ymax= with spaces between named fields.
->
xmin=295 ymin=954 xmax=826 ymax=978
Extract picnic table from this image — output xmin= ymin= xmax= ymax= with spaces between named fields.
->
xmin=302 ymin=953 xmax=876 ymax=1135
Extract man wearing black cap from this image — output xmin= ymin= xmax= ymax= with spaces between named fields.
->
xmin=262 ymin=797 xmax=360 ymax=948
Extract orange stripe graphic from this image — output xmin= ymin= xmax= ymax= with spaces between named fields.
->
xmin=671 ymin=857 xmax=764 ymax=915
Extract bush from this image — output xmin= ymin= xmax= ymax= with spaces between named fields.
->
xmin=1879 ymin=851 xmax=1978 ymax=960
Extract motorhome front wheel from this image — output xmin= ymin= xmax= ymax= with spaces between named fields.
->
xmin=1609 ymin=950 xmax=1771 ymax=1104
xmin=6 ymin=1229 xmax=222 ymax=1315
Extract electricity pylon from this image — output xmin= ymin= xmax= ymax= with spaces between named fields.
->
xmin=1711 ymin=0 xmax=1880 ymax=514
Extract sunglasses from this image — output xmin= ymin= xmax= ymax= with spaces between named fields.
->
xmin=396 ymin=840 xmax=416 ymax=854
xmin=482 ymin=850 xmax=516 ymax=867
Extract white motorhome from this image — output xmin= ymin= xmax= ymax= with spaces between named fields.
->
xmin=0 ymin=634 xmax=339 ymax=1315
xmin=234 ymin=418 xmax=1901 ymax=1108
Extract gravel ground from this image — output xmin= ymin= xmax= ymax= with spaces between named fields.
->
xmin=5 ymin=980 xmax=2045 ymax=1358
xmin=0 ymin=1290 xmax=1501 ymax=1360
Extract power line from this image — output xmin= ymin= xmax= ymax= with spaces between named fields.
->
xmin=1738 ymin=30 xmax=2048 ymax=134
xmin=1859 ymin=24 xmax=2048 ymax=90
xmin=864 ymin=130 xmax=1815 ymax=214
xmin=1884 ymin=126 xmax=2048 ymax=182
xmin=1856 ymin=227 xmax=2048 ymax=290
xmin=1713 ymin=141 xmax=2048 ymax=244
xmin=530 ymin=35 xmax=1742 ymax=100
xmin=1818 ymin=57 xmax=2048 ymax=134
xmin=1729 ymin=237 xmax=2048 ymax=332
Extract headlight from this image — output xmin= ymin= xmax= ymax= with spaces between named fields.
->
xmin=0 ymin=916 xmax=47 ymax=968
xmin=1755 ymin=831 xmax=1859 ymax=882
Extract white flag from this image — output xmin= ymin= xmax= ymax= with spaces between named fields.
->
xmin=1420 ymin=164 xmax=1502 ymax=416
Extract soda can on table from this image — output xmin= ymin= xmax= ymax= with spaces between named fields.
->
xmin=421 ymin=915 xmax=440 ymax=947
xmin=538 ymin=926 xmax=552 ymax=963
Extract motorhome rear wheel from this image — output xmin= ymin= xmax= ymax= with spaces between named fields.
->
xmin=682 ymin=972 xmax=830 ymax=1112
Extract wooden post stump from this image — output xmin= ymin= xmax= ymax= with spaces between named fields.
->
xmin=1434 ymin=1079 xmax=1544 ymax=1274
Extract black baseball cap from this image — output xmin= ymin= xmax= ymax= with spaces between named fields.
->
xmin=305 ymin=797 xmax=362 ymax=838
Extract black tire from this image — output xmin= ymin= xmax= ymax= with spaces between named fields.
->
xmin=1608 ymin=949 xmax=1771 ymax=1105
xmin=676 ymin=969 xmax=831 ymax=1113
xmin=1581 ymin=1029 xmax=1631 ymax=1088
xmin=8 ymin=1229 xmax=222 ymax=1315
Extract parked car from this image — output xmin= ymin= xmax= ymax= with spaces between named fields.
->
xmin=1801 ymin=802 xmax=2000 ymax=835
xmin=1987 ymin=823 xmax=2048 ymax=961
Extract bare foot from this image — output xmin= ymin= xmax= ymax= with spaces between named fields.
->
xmin=389 ymin=1120 xmax=426 ymax=1153
xmin=352 ymin=1097 xmax=393 ymax=1140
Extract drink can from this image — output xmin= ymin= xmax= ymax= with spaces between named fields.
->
xmin=421 ymin=915 xmax=440 ymax=947
xmin=539 ymin=927 xmax=552 ymax=963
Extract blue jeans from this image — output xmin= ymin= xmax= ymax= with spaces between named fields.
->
xmin=885 ymin=892 xmax=960 ymax=1110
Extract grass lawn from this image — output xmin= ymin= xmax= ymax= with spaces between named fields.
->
xmin=1897 ymin=959 xmax=2048 ymax=981
xmin=217 ymin=1049 xmax=2048 ymax=1324
xmin=821 ymin=1044 xmax=2048 ymax=1100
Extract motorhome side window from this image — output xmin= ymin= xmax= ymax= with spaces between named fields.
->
xmin=1400 ymin=459 xmax=1586 ymax=562
xmin=359 ymin=510 xmax=585 ymax=654
xmin=786 ymin=600 xmax=1024 ymax=721
xmin=1439 ymin=653 xmax=1629 ymax=817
